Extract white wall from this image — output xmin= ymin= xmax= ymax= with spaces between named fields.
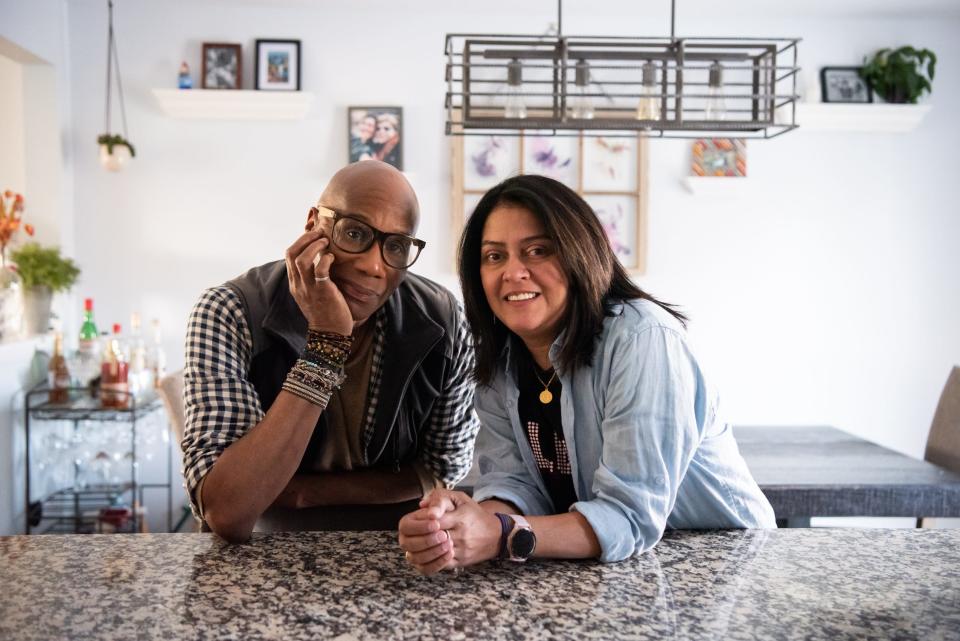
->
xmin=5 ymin=0 xmax=959 ymax=531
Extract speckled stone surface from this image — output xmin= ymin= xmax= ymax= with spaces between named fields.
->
xmin=1 ymin=529 xmax=958 ymax=640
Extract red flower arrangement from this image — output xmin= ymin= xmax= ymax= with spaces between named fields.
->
xmin=1 ymin=189 xmax=34 ymax=267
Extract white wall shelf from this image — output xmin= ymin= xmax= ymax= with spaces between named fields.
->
xmin=796 ymin=103 xmax=931 ymax=133
xmin=683 ymin=176 xmax=748 ymax=196
xmin=152 ymin=88 xmax=313 ymax=120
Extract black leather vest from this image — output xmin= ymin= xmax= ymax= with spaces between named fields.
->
xmin=225 ymin=260 xmax=460 ymax=473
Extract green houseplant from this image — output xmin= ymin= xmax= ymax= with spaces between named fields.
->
xmin=9 ymin=243 xmax=81 ymax=335
xmin=860 ymin=46 xmax=936 ymax=104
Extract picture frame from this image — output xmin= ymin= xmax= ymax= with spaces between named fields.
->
xmin=450 ymin=126 xmax=648 ymax=273
xmin=202 ymin=43 xmax=242 ymax=90
xmin=255 ymin=39 xmax=301 ymax=91
xmin=820 ymin=67 xmax=873 ymax=104
xmin=691 ymin=139 xmax=746 ymax=177
xmin=348 ymin=106 xmax=403 ymax=170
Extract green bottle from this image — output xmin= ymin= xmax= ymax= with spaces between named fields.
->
xmin=77 ymin=298 xmax=101 ymax=389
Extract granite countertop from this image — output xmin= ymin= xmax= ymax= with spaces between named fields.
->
xmin=1 ymin=528 xmax=958 ymax=640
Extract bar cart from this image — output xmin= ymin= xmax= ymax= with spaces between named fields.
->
xmin=24 ymin=385 xmax=173 ymax=534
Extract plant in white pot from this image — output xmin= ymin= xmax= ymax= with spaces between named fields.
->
xmin=97 ymin=133 xmax=136 ymax=171
xmin=9 ymin=243 xmax=81 ymax=336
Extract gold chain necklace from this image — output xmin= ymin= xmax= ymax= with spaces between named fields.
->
xmin=534 ymin=367 xmax=558 ymax=404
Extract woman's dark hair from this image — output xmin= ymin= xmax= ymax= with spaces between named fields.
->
xmin=458 ymin=174 xmax=686 ymax=385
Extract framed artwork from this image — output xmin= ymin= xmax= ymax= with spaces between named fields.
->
xmin=451 ymin=130 xmax=648 ymax=273
xmin=202 ymin=43 xmax=242 ymax=89
xmin=585 ymin=195 xmax=638 ymax=268
xmin=582 ymin=137 xmax=638 ymax=192
xmin=691 ymin=139 xmax=746 ymax=177
xmin=348 ymin=106 xmax=403 ymax=170
xmin=820 ymin=67 xmax=872 ymax=103
xmin=255 ymin=39 xmax=301 ymax=91
xmin=523 ymin=134 xmax=578 ymax=189
xmin=463 ymin=136 xmax=521 ymax=191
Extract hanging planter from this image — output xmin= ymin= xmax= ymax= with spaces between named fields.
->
xmin=99 ymin=0 xmax=135 ymax=172
xmin=97 ymin=133 xmax=136 ymax=171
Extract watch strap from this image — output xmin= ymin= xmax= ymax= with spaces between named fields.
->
xmin=495 ymin=513 xmax=513 ymax=560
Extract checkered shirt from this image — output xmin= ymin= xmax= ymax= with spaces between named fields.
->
xmin=180 ymin=285 xmax=480 ymax=518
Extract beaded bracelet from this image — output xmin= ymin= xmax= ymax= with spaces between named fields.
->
xmin=281 ymin=329 xmax=353 ymax=406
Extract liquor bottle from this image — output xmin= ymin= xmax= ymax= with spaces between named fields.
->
xmin=147 ymin=319 xmax=167 ymax=388
xmin=100 ymin=323 xmax=129 ymax=409
xmin=76 ymin=298 xmax=101 ymax=392
xmin=48 ymin=332 xmax=71 ymax=403
xmin=128 ymin=312 xmax=149 ymax=394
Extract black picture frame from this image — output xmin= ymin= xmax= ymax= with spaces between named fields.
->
xmin=347 ymin=106 xmax=403 ymax=170
xmin=255 ymin=39 xmax=301 ymax=91
xmin=820 ymin=67 xmax=873 ymax=104
xmin=202 ymin=43 xmax=242 ymax=90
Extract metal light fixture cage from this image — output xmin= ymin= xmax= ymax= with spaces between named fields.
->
xmin=445 ymin=33 xmax=801 ymax=138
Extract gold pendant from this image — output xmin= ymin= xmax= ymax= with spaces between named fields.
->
xmin=539 ymin=389 xmax=553 ymax=404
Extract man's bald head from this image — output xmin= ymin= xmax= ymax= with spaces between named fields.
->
xmin=320 ymin=160 xmax=420 ymax=233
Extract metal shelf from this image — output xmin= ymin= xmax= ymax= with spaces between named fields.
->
xmin=24 ymin=386 xmax=173 ymax=535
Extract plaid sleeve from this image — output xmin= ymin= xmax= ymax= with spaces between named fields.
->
xmin=180 ymin=286 xmax=264 ymax=519
xmin=418 ymin=301 xmax=481 ymax=487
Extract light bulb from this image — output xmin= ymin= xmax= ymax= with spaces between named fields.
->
xmin=704 ymin=61 xmax=727 ymax=121
xmin=636 ymin=61 xmax=661 ymax=122
xmin=504 ymin=58 xmax=527 ymax=119
xmin=569 ymin=59 xmax=595 ymax=120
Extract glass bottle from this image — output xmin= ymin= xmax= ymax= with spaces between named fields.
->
xmin=76 ymin=298 xmax=101 ymax=392
xmin=100 ymin=323 xmax=129 ymax=409
xmin=48 ymin=331 xmax=71 ymax=403
xmin=147 ymin=319 xmax=167 ymax=388
xmin=128 ymin=312 xmax=149 ymax=394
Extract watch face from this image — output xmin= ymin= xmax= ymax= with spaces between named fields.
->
xmin=511 ymin=528 xmax=537 ymax=559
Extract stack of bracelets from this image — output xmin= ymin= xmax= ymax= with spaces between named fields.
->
xmin=282 ymin=329 xmax=354 ymax=406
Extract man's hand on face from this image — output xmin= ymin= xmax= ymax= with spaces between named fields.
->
xmin=285 ymin=213 xmax=354 ymax=336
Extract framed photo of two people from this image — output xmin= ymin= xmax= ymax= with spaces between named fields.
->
xmin=348 ymin=106 xmax=403 ymax=170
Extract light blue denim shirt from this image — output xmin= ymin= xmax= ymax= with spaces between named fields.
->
xmin=471 ymin=299 xmax=776 ymax=562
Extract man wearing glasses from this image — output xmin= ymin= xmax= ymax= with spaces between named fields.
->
xmin=181 ymin=161 xmax=479 ymax=541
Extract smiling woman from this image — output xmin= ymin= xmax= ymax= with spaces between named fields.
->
xmin=397 ymin=174 xmax=776 ymax=574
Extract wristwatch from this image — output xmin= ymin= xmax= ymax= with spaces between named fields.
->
xmin=496 ymin=513 xmax=537 ymax=562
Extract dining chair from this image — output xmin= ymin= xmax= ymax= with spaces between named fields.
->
xmin=156 ymin=370 xmax=194 ymax=532
xmin=918 ymin=366 xmax=960 ymax=527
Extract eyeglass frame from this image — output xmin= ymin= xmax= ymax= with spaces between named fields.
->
xmin=312 ymin=204 xmax=426 ymax=270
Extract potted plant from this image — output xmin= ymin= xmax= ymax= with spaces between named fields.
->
xmin=97 ymin=133 xmax=136 ymax=171
xmin=9 ymin=243 xmax=81 ymax=335
xmin=860 ymin=46 xmax=936 ymax=104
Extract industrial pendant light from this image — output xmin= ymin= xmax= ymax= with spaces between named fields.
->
xmin=444 ymin=0 xmax=800 ymax=138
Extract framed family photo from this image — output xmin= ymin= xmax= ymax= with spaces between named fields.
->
xmin=255 ymin=39 xmax=301 ymax=90
xmin=691 ymin=139 xmax=746 ymax=177
xmin=820 ymin=67 xmax=872 ymax=103
xmin=202 ymin=43 xmax=242 ymax=89
xmin=348 ymin=106 xmax=403 ymax=170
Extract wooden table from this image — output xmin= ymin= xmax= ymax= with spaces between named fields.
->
xmin=735 ymin=425 xmax=960 ymax=526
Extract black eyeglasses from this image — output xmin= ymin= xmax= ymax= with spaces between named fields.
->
xmin=313 ymin=206 xmax=426 ymax=270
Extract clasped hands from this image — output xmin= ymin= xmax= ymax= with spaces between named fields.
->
xmin=398 ymin=489 xmax=501 ymax=576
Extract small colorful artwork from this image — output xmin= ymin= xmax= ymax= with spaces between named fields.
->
xmin=523 ymin=135 xmax=578 ymax=188
xmin=582 ymin=137 xmax=637 ymax=192
xmin=584 ymin=195 xmax=638 ymax=269
xmin=691 ymin=139 xmax=746 ymax=177
xmin=464 ymin=136 xmax=520 ymax=190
